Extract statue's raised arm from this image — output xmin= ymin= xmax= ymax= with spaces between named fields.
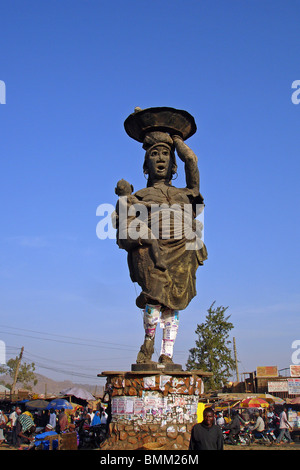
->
xmin=172 ymin=135 xmax=199 ymax=193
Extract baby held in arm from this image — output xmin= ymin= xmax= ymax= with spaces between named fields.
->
xmin=114 ymin=179 xmax=167 ymax=271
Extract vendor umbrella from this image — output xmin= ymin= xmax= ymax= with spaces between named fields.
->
xmin=240 ymin=397 xmax=269 ymax=408
xmin=60 ymin=386 xmax=95 ymax=401
xmin=258 ymin=394 xmax=285 ymax=405
xmin=25 ymin=399 xmax=49 ymax=411
xmin=46 ymin=398 xmax=73 ymax=410
xmin=288 ymin=397 xmax=300 ymax=405
xmin=215 ymin=401 xmax=241 ymax=411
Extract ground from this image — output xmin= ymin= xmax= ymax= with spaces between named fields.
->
xmin=1 ymin=441 xmax=300 ymax=451
xmin=224 ymin=442 xmax=299 ymax=450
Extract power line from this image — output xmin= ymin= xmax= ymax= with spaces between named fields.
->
xmin=0 ymin=325 xmax=137 ymax=351
xmin=4 ymin=350 xmax=111 ymax=381
xmin=23 ymin=350 xmax=133 ymax=365
xmin=22 ymin=351 xmax=134 ymax=375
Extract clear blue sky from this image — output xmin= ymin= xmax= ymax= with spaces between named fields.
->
xmin=1 ymin=0 xmax=300 ymax=387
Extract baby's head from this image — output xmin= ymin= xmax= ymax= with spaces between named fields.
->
xmin=115 ymin=179 xmax=134 ymax=196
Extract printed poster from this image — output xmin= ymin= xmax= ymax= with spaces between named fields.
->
xmin=159 ymin=375 xmax=172 ymax=391
xmin=143 ymin=376 xmax=156 ymax=388
xmin=290 ymin=365 xmax=300 ymax=377
xmin=288 ymin=378 xmax=300 ymax=395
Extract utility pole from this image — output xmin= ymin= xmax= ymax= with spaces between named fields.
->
xmin=11 ymin=346 xmax=24 ymax=396
xmin=233 ymin=337 xmax=239 ymax=383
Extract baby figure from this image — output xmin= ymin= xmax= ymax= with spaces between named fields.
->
xmin=115 ymin=179 xmax=167 ymax=271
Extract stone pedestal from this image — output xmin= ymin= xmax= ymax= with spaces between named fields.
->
xmin=98 ymin=369 xmax=211 ymax=451
xmin=131 ymin=362 xmax=182 ymax=372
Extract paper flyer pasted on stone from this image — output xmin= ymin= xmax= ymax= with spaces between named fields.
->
xmin=143 ymin=375 xmax=156 ymax=388
xmin=159 ymin=375 xmax=172 ymax=390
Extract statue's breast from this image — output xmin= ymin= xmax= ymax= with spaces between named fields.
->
xmin=134 ymin=186 xmax=191 ymax=205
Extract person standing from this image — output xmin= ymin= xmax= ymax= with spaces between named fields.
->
xmin=216 ymin=412 xmax=225 ymax=427
xmin=0 ymin=410 xmax=7 ymax=443
xmin=49 ymin=408 xmax=57 ymax=431
xmin=90 ymin=410 xmax=100 ymax=426
xmin=15 ymin=413 xmax=36 ymax=449
xmin=58 ymin=408 xmax=68 ymax=433
xmin=88 ymin=408 xmax=95 ymax=424
xmin=189 ymin=407 xmax=224 ymax=450
xmin=267 ymin=405 xmax=278 ymax=431
xmin=9 ymin=406 xmax=21 ymax=447
xmin=276 ymin=407 xmax=294 ymax=445
xmin=100 ymin=408 xmax=108 ymax=425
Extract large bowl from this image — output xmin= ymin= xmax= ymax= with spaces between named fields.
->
xmin=124 ymin=107 xmax=197 ymax=143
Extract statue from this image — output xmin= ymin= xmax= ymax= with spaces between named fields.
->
xmin=114 ymin=107 xmax=207 ymax=368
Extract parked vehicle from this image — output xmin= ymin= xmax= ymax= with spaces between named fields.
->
xmin=76 ymin=419 xmax=107 ymax=449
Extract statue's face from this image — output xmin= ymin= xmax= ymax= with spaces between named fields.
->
xmin=146 ymin=145 xmax=172 ymax=181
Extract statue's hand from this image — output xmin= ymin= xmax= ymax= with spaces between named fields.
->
xmin=172 ymin=135 xmax=197 ymax=164
xmin=172 ymin=135 xmax=184 ymax=160
xmin=172 ymin=134 xmax=184 ymax=142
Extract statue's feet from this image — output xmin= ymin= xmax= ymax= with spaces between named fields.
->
xmin=136 ymin=351 xmax=157 ymax=364
xmin=158 ymin=354 xmax=174 ymax=364
xmin=136 ymin=336 xmax=157 ymax=364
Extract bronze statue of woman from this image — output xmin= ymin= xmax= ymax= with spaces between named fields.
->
xmin=115 ymin=108 xmax=207 ymax=366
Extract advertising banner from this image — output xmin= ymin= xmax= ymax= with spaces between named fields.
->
xmin=290 ymin=365 xmax=300 ymax=377
xmin=288 ymin=378 xmax=300 ymax=395
xmin=268 ymin=381 xmax=288 ymax=392
xmin=257 ymin=366 xmax=278 ymax=377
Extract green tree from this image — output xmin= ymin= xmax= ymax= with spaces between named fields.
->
xmin=0 ymin=356 xmax=37 ymax=390
xmin=186 ymin=302 xmax=235 ymax=391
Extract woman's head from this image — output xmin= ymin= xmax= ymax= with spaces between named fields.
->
xmin=142 ymin=131 xmax=177 ymax=185
xmin=143 ymin=143 xmax=177 ymax=185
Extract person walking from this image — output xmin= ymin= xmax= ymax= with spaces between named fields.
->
xmin=276 ymin=407 xmax=294 ymax=445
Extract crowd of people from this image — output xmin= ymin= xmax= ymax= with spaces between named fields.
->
xmin=217 ymin=405 xmax=294 ymax=444
xmin=1 ymin=399 xmax=297 ymax=451
xmin=189 ymin=405 xmax=297 ymax=450
xmin=0 ymin=404 xmax=109 ymax=450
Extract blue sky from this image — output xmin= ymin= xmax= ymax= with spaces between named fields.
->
xmin=1 ymin=0 xmax=300 ymax=388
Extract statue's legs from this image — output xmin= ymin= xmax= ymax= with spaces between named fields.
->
xmin=159 ymin=309 xmax=179 ymax=364
xmin=136 ymin=304 xmax=160 ymax=364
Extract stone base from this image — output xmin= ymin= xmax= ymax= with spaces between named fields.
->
xmin=106 ymin=421 xmax=193 ymax=450
xmin=98 ymin=369 xmax=212 ymax=451
xmin=131 ymin=362 xmax=182 ymax=372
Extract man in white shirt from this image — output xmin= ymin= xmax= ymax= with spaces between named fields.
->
xmin=216 ymin=412 xmax=225 ymax=427
xmin=9 ymin=407 xmax=21 ymax=447
xmin=49 ymin=408 xmax=57 ymax=430
xmin=276 ymin=407 xmax=294 ymax=444
xmin=251 ymin=410 xmax=265 ymax=439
